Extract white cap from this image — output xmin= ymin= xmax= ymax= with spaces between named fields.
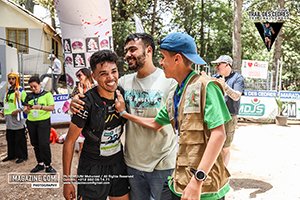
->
xmin=48 ymin=54 xmax=55 ymax=60
xmin=211 ymin=55 xmax=233 ymax=66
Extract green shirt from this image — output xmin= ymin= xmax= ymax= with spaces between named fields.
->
xmin=155 ymin=82 xmax=231 ymax=129
xmin=26 ymin=92 xmax=54 ymax=121
xmin=3 ymin=88 xmax=26 ymax=115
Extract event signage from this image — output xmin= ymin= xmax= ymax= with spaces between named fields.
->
xmin=55 ymin=0 xmax=113 ymax=93
xmin=241 ymin=60 xmax=269 ymax=79
xmin=238 ymin=90 xmax=300 ymax=120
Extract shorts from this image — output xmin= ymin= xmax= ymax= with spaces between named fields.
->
xmin=223 ymin=115 xmax=238 ymax=148
xmin=77 ymin=156 xmax=130 ymax=200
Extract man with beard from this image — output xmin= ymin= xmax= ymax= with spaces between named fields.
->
xmin=71 ymin=33 xmax=177 ymax=200
xmin=119 ymin=33 xmax=177 ymax=200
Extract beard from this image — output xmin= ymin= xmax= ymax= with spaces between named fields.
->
xmin=127 ymin=52 xmax=146 ymax=72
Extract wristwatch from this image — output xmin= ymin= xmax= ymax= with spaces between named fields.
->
xmin=190 ymin=168 xmax=207 ymax=181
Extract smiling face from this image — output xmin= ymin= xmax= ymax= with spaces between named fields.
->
xmin=124 ymin=39 xmax=147 ymax=72
xmin=29 ymin=81 xmax=41 ymax=94
xmin=159 ymin=49 xmax=177 ymax=79
xmin=92 ymin=61 xmax=119 ymax=98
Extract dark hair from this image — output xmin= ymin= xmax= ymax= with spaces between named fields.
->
xmin=125 ymin=33 xmax=155 ymax=56
xmin=89 ymin=50 xmax=118 ymax=72
xmin=28 ymin=76 xmax=41 ymax=84
xmin=76 ymin=68 xmax=93 ymax=84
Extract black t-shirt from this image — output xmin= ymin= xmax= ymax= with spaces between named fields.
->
xmin=71 ymin=90 xmax=125 ymax=163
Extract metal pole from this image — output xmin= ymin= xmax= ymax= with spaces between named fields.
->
xmin=278 ymin=59 xmax=283 ymax=91
xmin=269 ymin=71 xmax=273 ymax=90
xmin=275 ymin=59 xmax=280 ymax=91
xmin=18 ymin=52 xmax=24 ymax=88
xmin=50 ymin=50 xmax=54 ymax=93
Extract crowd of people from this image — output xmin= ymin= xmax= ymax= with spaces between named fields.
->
xmin=66 ymin=32 xmax=245 ymax=200
xmin=1 ymin=31 xmax=245 ymax=200
xmin=1 ymin=73 xmax=56 ymax=173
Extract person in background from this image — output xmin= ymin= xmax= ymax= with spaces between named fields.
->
xmin=70 ymin=68 xmax=94 ymax=153
xmin=1 ymin=72 xmax=28 ymax=163
xmin=41 ymin=54 xmax=62 ymax=94
xmin=211 ymin=55 xmax=245 ymax=167
xmin=24 ymin=76 xmax=56 ymax=173
xmin=70 ymin=68 xmax=94 ymax=98
xmin=262 ymin=22 xmax=275 ymax=51
xmin=115 ymin=32 xmax=231 ymax=200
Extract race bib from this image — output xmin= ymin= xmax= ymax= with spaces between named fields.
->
xmin=32 ymin=110 xmax=39 ymax=118
xmin=100 ymin=125 xmax=122 ymax=157
xmin=4 ymin=103 xmax=9 ymax=110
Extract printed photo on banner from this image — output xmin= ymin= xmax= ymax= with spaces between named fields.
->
xmin=63 ymin=39 xmax=72 ymax=53
xmin=72 ymin=53 xmax=86 ymax=68
xmin=65 ymin=73 xmax=75 ymax=89
xmin=86 ymin=37 xmax=99 ymax=52
xmin=99 ymin=37 xmax=110 ymax=50
xmin=64 ymin=54 xmax=73 ymax=67
xmin=71 ymin=39 xmax=85 ymax=53
xmin=255 ymin=22 xmax=283 ymax=51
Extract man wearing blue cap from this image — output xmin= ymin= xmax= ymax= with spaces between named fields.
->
xmin=115 ymin=32 xmax=231 ymax=200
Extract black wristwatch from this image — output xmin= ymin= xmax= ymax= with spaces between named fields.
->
xmin=190 ymin=168 xmax=207 ymax=181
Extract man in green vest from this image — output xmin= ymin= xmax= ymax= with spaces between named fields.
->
xmin=115 ymin=32 xmax=231 ymax=200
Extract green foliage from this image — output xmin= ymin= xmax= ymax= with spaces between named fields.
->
xmin=13 ymin=0 xmax=300 ymax=89
xmin=275 ymin=97 xmax=285 ymax=115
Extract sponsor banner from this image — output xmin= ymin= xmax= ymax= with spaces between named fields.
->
xmin=241 ymin=60 xmax=269 ymax=79
xmin=55 ymin=0 xmax=113 ymax=93
xmin=239 ymin=90 xmax=300 ymax=119
xmin=51 ymin=94 xmax=71 ymax=123
xmin=239 ymin=96 xmax=277 ymax=119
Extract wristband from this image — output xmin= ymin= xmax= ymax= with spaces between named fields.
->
xmin=40 ymin=105 xmax=43 ymax=110
xmin=119 ymin=110 xmax=127 ymax=116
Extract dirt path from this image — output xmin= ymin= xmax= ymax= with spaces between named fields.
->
xmin=1 ymin=123 xmax=300 ymax=199
xmin=0 ymin=127 xmax=76 ymax=200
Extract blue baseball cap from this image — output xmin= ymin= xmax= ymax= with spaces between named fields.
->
xmin=159 ymin=32 xmax=206 ymax=65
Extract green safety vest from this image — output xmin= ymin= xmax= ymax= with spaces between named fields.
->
xmin=3 ymin=87 xmax=26 ymax=115
xmin=24 ymin=91 xmax=54 ymax=121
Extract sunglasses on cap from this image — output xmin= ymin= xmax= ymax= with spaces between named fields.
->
xmin=216 ymin=62 xmax=228 ymax=67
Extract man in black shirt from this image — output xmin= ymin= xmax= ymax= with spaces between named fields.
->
xmin=63 ymin=50 xmax=130 ymax=200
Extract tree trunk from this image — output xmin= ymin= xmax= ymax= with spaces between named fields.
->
xmin=200 ymin=0 xmax=205 ymax=57
xmin=272 ymin=0 xmax=284 ymax=90
xmin=151 ymin=0 xmax=158 ymax=36
xmin=232 ymin=0 xmax=242 ymax=71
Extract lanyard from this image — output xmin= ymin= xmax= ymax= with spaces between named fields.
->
xmin=33 ymin=89 xmax=44 ymax=105
xmin=173 ymin=71 xmax=194 ymax=130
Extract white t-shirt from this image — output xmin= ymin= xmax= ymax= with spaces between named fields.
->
xmin=52 ymin=58 xmax=62 ymax=75
xmin=119 ymin=68 xmax=177 ymax=172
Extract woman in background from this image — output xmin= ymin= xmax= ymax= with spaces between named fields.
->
xmin=24 ymin=76 xmax=56 ymax=173
xmin=70 ymin=68 xmax=94 ymax=98
xmin=1 ymin=72 xmax=28 ymax=163
xmin=70 ymin=68 xmax=94 ymax=153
